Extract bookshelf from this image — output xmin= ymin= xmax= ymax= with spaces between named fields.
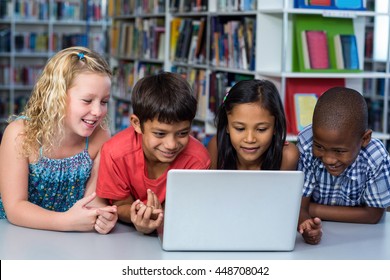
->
xmin=256 ymin=0 xmax=390 ymax=145
xmin=0 ymin=0 xmax=110 ymax=140
xmin=108 ymin=0 xmax=167 ymax=134
xmin=109 ymin=0 xmax=390 ymax=148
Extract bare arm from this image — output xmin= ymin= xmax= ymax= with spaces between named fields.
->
xmin=83 ymin=127 xmax=118 ymax=234
xmin=0 ymin=121 xmax=105 ymax=232
xmin=113 ymin=190 xmax=163 ymax=234
xmin=113 ymin=196 xmax=135 ymax=223
xmin=207 ymin=136 xmax=218 ymax=169
xmin=309 ymin=203 xmax=385 ymax=224
xmin=280 ymin=141 xmax=299 ymax=170
xmin=298 ymin=197 xmax=312 ymax=225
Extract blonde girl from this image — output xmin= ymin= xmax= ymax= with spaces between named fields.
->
xmin=0 ymin=46 xmax=117 ymax=233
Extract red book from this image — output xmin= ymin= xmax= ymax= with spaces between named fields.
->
xmin=309 ymin=0 xmax=331 ymax=6
xmin=305 ymin=30 xmax=330 ymax=69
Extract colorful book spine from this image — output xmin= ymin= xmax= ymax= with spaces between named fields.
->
xmin=340 ymin=34 xmax=359 ymax=70
xmin=305 ymin=30 xmax=330 ymax=69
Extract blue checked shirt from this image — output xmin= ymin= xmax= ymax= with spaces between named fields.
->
xmin=297 ymin=125 xmax=390 ymax=208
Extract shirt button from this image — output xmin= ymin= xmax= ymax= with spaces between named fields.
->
xmin=331 ymin=199 xmax=336 ymax=205
xmin=335 ymin=184 xmax=340 ymax=189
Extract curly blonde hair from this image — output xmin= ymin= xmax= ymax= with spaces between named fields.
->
xmin=18 ymin=46 xmax=112 ymax=158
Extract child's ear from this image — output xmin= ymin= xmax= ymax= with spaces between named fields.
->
xmin=361 ymin=129 xmax=372 ymax=148
xmin=130 ymin=114 xmax=142 ymax=134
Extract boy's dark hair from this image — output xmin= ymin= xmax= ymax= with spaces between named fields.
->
xmin=313 ymin=87 xmax=368 ymax=137
xmin=215 ymin=79 xmax=286 ymax=170
xmin=131 ymin=72 xmax=197 ymax=127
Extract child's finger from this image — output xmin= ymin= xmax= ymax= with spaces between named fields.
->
xmin=78 ymin=192 xmax=97 ymax=208
xmin=97 ymin=209 xmax=117 ymax=221
xmin=97 ymin=205 xmax=117 ymax=214
xmin=313 ymin=217 xmax=322 ymax=227
xmin=130 ymin=200 xmax=141 ymax=222
xmin=146 ymin=189 xmax=156 ymax=207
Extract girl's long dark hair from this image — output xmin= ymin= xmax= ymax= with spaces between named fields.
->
xmin=215 ymin=79 xmax=286 ymax=170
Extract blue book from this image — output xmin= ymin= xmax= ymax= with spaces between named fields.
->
xmin=334 ymin=0 xmax=363 ymax=10
xmin=340 ymin=34 xmax=359 ymax=70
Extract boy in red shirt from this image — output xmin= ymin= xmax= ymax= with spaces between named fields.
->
xmin=97 ymin=72 xmax=210 ymax=234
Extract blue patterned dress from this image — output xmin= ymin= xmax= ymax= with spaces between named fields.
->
xmin=0 ymin=139 xmax=93 ymax=219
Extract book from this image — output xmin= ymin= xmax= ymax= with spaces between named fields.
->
xmin=301 ymin=30 xmax=310 ymax=70
xmin=294 ymin=93 xmax=318 ymax=131
xmin=305 ymin=30 xmax=330 ymax=69
xmin=187 ymin=20 xmax=200 ymax=63
xmin=334 ymin=0 xmax=363 ymax=10
xmin=365 ymin=30 xmax=373 ymax=58
xmin=334 ymin=34 xmax=344 ymax=69
xmin=285 ymin=78 xmax=345 ymax=134
xmin=194 ymin=18 xmax=206 ymax=63
xmin=340 ymin=34 xmax=359 ymax=70
xmin=309 ymin=0 xmax=331 ymax=6
xmin=170 ymin=18 xmax=182 ymax=60
xmin=181 ymin=19 xmax=195 ymax=62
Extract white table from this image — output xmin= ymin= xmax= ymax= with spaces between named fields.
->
xmin=1 ymin=214 xmax=389 ymax=260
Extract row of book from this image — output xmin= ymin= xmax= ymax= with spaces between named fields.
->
xmin=54 ymin=0 xmax=104 ymax=21
xmin=299 ymin=30 xmax=359 ymax=71
xmin=0 ymin=0 xmax=11 ymax=19
xmin=295 ymin=0 xmax=366 ymax=10
xmin=111 ymin=18 xmax=165 ymax=60
xmin=109 ymin=0 xmax=165 ymax=16
xmin=1 ymin=0 xmax=105 ymax=21
xmin=12 ymin=32 xmax=105 ymax=54
xmin=0 ymin=26 xmax=10 ymax=52
xmin=15 ymin=32 xmax=49 ymax=53
xmin=211 ymin=17 xmax=256 ymax=71
xmin=101 ymin=61 xmax=388 ymax=138
xmin=170 ymin=0 xmax=208 ymax=12
xmin=13 ymin=0 xmax=49 ymax=20
xmin=216 ymin=0 xmax=257 ymax=11
xmin=171 ymin=18 xmax=206 ymax=64
xmin=0 ymin=64 xmax=43 ymax=86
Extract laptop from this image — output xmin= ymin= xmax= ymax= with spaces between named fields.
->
xmin=158 ymin=169 xmax=304 ymax=251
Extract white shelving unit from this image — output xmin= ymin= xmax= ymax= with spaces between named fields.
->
xmin=256 ymin=0 xmax=390 ymax=143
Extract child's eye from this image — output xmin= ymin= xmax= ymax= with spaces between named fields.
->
xmin=313 ymin=144 xmax=323 ymax=150
xmin=82 ymin=99 xmax=92 ymax=103
xmin=153 ymin=132 xmax=166 ymax=138
xmin=257 ymin=127 xmax=267 ymax=132
xmin=101 ymin=100 xmax=109 ymax=105
xmin=234 ymin=127 xmax=244 ymax=132
xmin=177 ymin=131 xmax=190 ymax=137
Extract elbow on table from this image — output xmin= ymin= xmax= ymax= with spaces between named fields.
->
xmin=364 ymin=207 xmax=386 ymax=224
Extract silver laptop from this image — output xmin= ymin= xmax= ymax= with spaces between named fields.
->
xmin=158 ymin=169 xmax=304 ymax=251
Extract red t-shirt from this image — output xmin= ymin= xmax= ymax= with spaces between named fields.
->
xmin=96 ymin=126 xmax=210 ymax=204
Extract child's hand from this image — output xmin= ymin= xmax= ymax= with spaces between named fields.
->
xmin=130 ymin=199 xmax=163 ymax=234
xmin=298 ymin=217 xmax=322 ymax=245
xmin=95 ymin=205 xmax=118 ymax=234
xmin=65 ymin=192 xmax=101 ymax=231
